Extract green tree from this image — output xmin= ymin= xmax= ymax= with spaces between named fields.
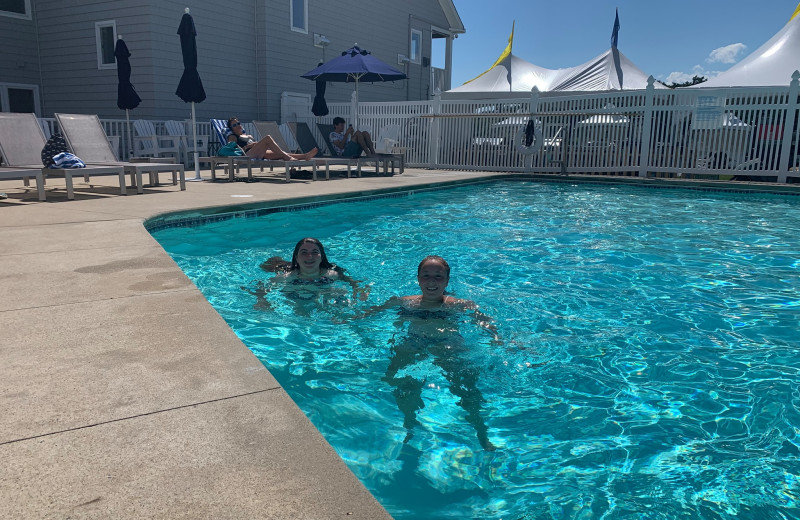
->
xmin=657 ymin=75 xmax=708 ymax=89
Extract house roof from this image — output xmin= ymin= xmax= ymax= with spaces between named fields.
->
xmin=438 ymin=0 xmax=466 ymax=34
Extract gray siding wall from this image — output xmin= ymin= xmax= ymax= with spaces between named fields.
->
xmin=0 ymin=8 xmax=41 ymax=108
xmin=20 ymin=0 xmax=459 ymax=121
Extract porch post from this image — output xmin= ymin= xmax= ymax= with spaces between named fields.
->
xmin=444 ymin=36 xmax=454 ymax=92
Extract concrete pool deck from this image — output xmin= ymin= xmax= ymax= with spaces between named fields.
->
xmin=0 ymin=167 xmax=507 ymax=519
xmin=2 ymin=168 xmax=799 ymax=518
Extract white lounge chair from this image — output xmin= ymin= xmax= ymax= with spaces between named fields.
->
xmin=0 ymin=166 xmax=46 ymax=201
xmin=133 ymin=119 xmax=180 ymax=162
xmin=55 ymin=113 xmax=185 ymax=193
xmin=165 ymin=120 xmax=208 ymax=167
xmin=0 ymin=112 xmax=126 ymax=200
xmin=198 ymin=119 xmax=318 ymax=182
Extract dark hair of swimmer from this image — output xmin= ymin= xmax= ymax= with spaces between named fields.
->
xmin=417 ymin=255 xmax=450 ymax=277
xmin=291 ymin=237 xmax=335 ymax=272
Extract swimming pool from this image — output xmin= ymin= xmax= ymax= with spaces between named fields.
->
xmin=151 ymin=180 xmax=800 ymax=519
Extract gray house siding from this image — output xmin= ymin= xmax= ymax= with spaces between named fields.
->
xmin=0 ymin=9 xmax=41 ymax=112
xmin=7 ymin=0 xmax=463 ymax=122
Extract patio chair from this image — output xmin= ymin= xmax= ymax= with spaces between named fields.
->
xmin=0 ymin=167 xmax=46 ymax=201
xmin=280 ymin=122 xmax=354 ymax=179
xmin=199 ymin=119 xmax=318 ymax=182
xmin=0 ymin=112 xmax=126 ymax=200
xmin=165 ymin=119 xmax=208 ymax=167
xmin=54 ymin=113 xmax=185 ymax=193
xmin=257 ymin=120 xmax=354 ymax=180
xmin=314 ymin=123 xmax=400 ymax=176
xmin=133 ymin=119 xmax=180 ymax=161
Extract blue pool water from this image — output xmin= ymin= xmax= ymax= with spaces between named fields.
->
xmin=151 ymin=181 xmax=800 ymax=519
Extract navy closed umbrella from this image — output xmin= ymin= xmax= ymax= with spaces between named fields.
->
xmin=302 ymin=45 xmax=406 ymax=128
xmin=114 ymin=37 xmax=141 ymax=158
xmin=312 ymin=79 xmax=329 ymax=117
xmin=175 ymin=8 xmax=205 ymax=180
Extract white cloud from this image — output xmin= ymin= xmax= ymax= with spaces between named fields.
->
xmin=707 ymin=43 xmax=747 ymax=64
xmin=661 ymin=65 xmax=722 ymax=86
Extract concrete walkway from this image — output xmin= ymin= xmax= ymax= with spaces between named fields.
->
xmin=0 ymin=168 xmax=503 ymax=519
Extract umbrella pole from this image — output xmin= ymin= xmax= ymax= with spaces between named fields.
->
xmin=126 ymin=109 xmax=132 ymax=159
xmin=354 ymin=80 xmax=359 ymax=130
xmin=188 ymin=101 xmax=203 ymax=181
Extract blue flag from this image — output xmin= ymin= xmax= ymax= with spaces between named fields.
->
xmin=611 ymin=8 xmax=620 ymax=48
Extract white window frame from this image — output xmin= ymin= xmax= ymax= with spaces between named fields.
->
xmin=0 ymin=0 xmax=31 ymax=20
xmin=0 ymin=82 xmax=41 ymax=116
xmin=410 ymin=29 xmax=423 ymax=65
xmin=289 ymin=0 xmax=308 ymax=34
xmin=95 ymin=20 xmax=117 ymax=70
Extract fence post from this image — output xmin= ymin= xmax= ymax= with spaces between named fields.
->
xmin=429 ymin=91 xmax=442 ymax=168
xmin=777 ymin=70 xmax=800 ymax=183
xmin=638 ymin=76 xmax=655 ymax=177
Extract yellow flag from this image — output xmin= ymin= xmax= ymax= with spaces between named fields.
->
xmin=463 ymin=21 xmax=515 ymax=84
xmin=792 ymin=2 xmax=800 ymax=21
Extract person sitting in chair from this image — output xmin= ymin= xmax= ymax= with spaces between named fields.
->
xmin=227 ymin=117 xmax=317 ymax=160
xmin=330 ymin=116 xmax=375 ymax=158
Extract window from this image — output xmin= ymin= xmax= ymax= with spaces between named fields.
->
xmin=410 ymin=29 xmax=422 ymax=64
xmin=290 ymin=0 xmax=307 ymax=33
xmin=95 ymin=20 xmax=116 ymax=70
xmin=0 ymin=83 xmax=41 ymax=115
xmin=0 ymin=0 xmax=31 ymax=19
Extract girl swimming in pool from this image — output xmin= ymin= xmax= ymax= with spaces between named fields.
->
xmin=244 ymin=237 xmax=369 ymax=311
xmin=356 ymin=255 xmax=498 ymax=450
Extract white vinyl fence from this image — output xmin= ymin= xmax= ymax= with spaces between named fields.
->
xmin=37 ymin=72 xmax=800 ymax=183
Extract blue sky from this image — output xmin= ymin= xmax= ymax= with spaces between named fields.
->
xmin=442 ymin=0 xmax=797 ymax=87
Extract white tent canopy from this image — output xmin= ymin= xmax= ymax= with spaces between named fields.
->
xmin=447 ymin=48 xmax=663 ymax=94
xmin=700 ymin=5 xmax=800 ymax=88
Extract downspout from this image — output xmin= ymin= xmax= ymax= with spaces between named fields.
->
xmin=254 ymin=0 xmax=262 ymax=119
xmin=406 ymin=14 xmax=411 ymax=101
xmin=33 ymin=1 xmax=46 ymax=116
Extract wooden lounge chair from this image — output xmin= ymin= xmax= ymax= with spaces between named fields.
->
xmin=54 ymin=114 xmax=185 ymax=193
xmin=198 ymin=119 xmax=317 ymax=182
xmin=0 ymin=112 xmax=126 ymax=200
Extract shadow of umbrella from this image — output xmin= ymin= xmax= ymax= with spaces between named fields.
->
xmin=302 ymin=45 xmax=405 ymax=129
xmin=175 ymin=7 xmax=206 ymax=180
xmin=114 ymin=36 xmax=141 ymax=159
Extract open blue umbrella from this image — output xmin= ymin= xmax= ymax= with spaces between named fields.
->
xmin=302 ymin=45 xmax=406 ymax=128
xmin=176 ymin=8 xmax=205 ymax=180
xmin=114 ymin=36 xmax=141 ymax=158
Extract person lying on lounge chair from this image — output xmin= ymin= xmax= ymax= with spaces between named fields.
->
xmin=330 ymin=116 xmax=375 ymax=157
xmin=227 ymin=117 xmax=317 ymax=160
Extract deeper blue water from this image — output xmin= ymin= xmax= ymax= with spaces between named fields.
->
xmin=151 ymin=181 xmax=800 ymax=519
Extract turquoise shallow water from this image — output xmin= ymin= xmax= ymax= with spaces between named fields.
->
xmin=152 ymin=181 xmax=800 ymax=519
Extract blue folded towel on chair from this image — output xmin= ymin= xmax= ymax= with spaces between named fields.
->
xmin=50 ymin=152 xmax=86 ymax=168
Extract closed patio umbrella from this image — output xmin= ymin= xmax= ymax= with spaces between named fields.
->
xmin=176 ymin=7 xmax=206 ymax=180
xmin=302 ymin=45 xmax=405 ymax=129
xmin=312 ymin=78 xmax=329 ymax=117
xmin=114 ymin=36 xmax=141 ymax=159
